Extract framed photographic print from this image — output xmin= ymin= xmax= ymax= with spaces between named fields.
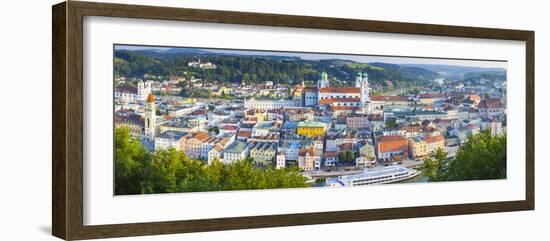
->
xmin=52 ymin=1 xmax=534 ymax=240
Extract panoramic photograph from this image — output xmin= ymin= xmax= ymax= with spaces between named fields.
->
xmin=113 ymin=44 xmax=507 ymax=195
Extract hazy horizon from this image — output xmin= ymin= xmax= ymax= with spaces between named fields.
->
xmin=115 ymin=44 xmax=507 ymax=69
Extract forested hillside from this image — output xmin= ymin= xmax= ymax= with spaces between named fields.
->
xmin=114 ymin=49 xmax=440 ymax=88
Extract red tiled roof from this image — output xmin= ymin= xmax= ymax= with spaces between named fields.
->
xmin=299 ymin=148 xmax=314 ymax=156
xmin=238 ymin=131 xmax=252 ymax=137
xmin=377 ymin=135 xmax=408 ymax=153
xmin=303 ymin=87 xmax=318 ymax=92
xmin=371 ymin=96 xmax=409 ymax=102
xmin=116 ymin=85 xmax=137 ymax=94
xmin=478 ymin=98 xmax=503 ymax=109
xmin=329 ymin=106 xmax=360 ymax=111
xmin=339 ymin=143 xmax=353 ymax=150
xmin=425 ymin=135 xmax=444 ymax=143
xmin=221 ymin=125 xmax=238 ymax=130
xmin=114 ymin=114 xmax=144 ymax=125
xmin=377 ymin=135 xmax=407 ymax=143
xmin=191 ymin=132 xmax=210 ymax=142
xmin=319 ymin=97 xmax=361 ymax=105
xmin=319 ymin=87 xmax=360 ymax=94
xmin=368 ymin=114 xmax=384 ymax=121
xmin=400 ymin=126 xmax=423 ymax=132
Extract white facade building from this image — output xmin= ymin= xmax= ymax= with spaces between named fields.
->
xmin=244 ymin=98 xmax=301 ymax=109
xmin=276 ymin=152 xmax=286 ymax=169
xmin=154 ymin=130 xmax=186 ymax=151
xmin=223 ymin=141 xmax=249 ymax=164
xmin=114 ymin=80 xmax=152 ymax=102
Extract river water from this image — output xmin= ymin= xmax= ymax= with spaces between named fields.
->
xmin=398 ymin=172 xmax=429 ymax=183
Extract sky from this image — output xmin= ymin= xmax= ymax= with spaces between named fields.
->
xmin=115 ymin=45 xmax=507 ymax=69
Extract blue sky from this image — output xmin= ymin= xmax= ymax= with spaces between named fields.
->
xmin=115 ymin=45 xmax=507 ymax=69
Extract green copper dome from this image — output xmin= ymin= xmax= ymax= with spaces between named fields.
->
xmin=320 ymin=72 xmax=328 ymax=80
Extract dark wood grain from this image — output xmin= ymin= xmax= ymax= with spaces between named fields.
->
xmin=52 ymin=1 xmax=535 ymax=240
xmin=525 ymin=32 xmax=535 ymax=210
xmin=52 ymin=2 xmax=67 ymax=239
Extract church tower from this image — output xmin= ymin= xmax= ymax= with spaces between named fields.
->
xmin=355 ymin=72 xmax=362 ymax=88
xmin=144 ymin=93 xmax=156 ymax=141
xmin=317 ymin=72 xmax=329 ymax=89
xmin=317 ymin=72 xmax=329 ymax=104
xmin=360 ymin=73 xmax=372 ymax=113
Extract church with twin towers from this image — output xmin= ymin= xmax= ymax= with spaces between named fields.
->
xmin=303 ymin=71 xmax=372 ymax=114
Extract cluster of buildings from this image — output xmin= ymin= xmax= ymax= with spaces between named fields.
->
xmin=115 ymin=68 xmax=506 ymax=174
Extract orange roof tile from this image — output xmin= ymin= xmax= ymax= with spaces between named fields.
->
xmin=425 ymin=135 xmax=444 ymax=143
xmin=370 ymin=96 xmax=409 ymax=102
xmin=238 ymin=131 xmax=252 ymax=137
xmin=146 ymin=93 xmax=155 ymax=103
xmin=319 ymin=87 xmax=360 ymax=94
xmin=319 ymin=97 xmax=361 ymax=105
xmin=478 ymin=98 xmax=503 ymax=109
xmin=329 ymin=106 xmax=360 ymax=111
xmin=193 ymin=132 xmax=210 ymax=141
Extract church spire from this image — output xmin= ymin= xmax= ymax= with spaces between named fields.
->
xmin=145 ymin=93 xmax=156 ymax=141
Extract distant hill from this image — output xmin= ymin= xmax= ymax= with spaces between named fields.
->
xmin=114 ymin=49 xmax=439 ymax=88
xmin=401 ymin=63 xmax=506 ymax=78
xmin=463 ymin=71 xmax=507 ymax=82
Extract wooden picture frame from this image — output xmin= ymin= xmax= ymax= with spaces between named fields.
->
xmin=52 ymin=1 xmax=534 ymax=240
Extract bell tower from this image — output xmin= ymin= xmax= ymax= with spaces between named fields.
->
xmin=317 ymin=72 xmax=329 ymax=89
xmin=144 ymin=93 xmax=156 ymax=141
xmin=360 ymin=73 xmax=372 ymax=113
xmin=355 ymin=72 xmax=362 ymax=88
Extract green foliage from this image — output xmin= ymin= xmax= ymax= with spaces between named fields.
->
xmin=114 ymin=128 xmax=152 ymax=194
xmin=179 ymin=88 xmax=212 ymax=98
xmin=338 ymin=150 xmax=355 ymax=163
xmin=422 ymin=148 xmax=447 ymax=181
xmin=207 ymin=126 xmax=220 ymax=135
xmin=114 ymin=128 xmax=308 ymax=195
xmin=114 ymin=50 xmax=438 ymax=87
xmin=423 ymin=131 xmax=506 ymax=182
xmin=385 ymin=119 xmax=397 ymax=128
xmin=463 ymin=71 xmax=506 ymax=82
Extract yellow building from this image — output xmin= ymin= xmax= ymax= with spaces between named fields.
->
xmin=245 ymin=108 xmax=268 ymax=121
xmin=409 ymin=138 xmax=429 ymax=158
xmin=409 ymin=134 xmax=445 ymax=159
xmin=297 ymin=121 xmax=327 ymax=138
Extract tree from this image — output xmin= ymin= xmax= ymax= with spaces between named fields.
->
xmin=424 ymin=131 xmax=506 ymax=182
xmin=114 ymin=49 xmax=438 ymax=87
xmin=338 ymin=150 xmax=355 ymax=163
xmin=422 ymin=148 xmax=447 ymax=181
xmin=385 ymin=119 xmax=397 ymax=128
xmin=114 ymin=127 xmax=308 ymax=195
xmin=208 ymin=126 xmax=220 ymax=135
xmin=114 ymin=128 xmax=151 ymax=195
